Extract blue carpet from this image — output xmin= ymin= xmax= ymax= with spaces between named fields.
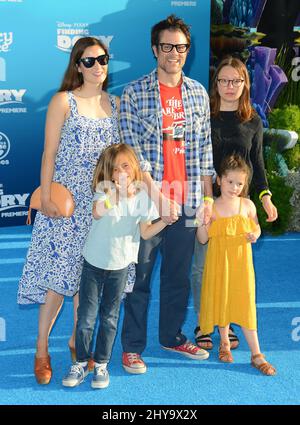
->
xmin=0 ymin=226 xmax=300 ymax=405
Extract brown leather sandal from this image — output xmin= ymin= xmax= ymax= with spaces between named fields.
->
xmin=217 ymin=325 xmax=239 ymax=349
xmin=251 ymin=353 xmax=276 ymax=376
xmin=34 ymin=355 xmax=52 ymax=385
xmin=219 ymin=342 xmax=233 ymax=363
xmin=228 ymin=326 xmax=239 ymax=350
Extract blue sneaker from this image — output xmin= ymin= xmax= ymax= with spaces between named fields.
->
xmin=62 ymin=362 xmax=89 ymax=387
xmin=91 ymin=365 xmax=109 ymax=389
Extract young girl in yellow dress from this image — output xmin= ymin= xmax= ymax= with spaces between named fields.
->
xmin=197 ymin=155 xmax=276 ymax=375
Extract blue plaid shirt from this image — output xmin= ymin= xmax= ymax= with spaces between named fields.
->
xmin=120 ymin=69 xmax=214 ymax=208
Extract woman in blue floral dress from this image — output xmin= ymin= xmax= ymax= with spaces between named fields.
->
xmin=17 ymin=37 xmax=125 ymax=385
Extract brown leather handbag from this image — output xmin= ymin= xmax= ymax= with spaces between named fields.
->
xmin=26 ymin=182 xmax=75 ymax=225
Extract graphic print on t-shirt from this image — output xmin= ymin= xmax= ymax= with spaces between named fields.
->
xmin=160 ymin=82 xmax=187 ymax=204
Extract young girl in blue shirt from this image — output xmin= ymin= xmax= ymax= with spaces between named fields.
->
xmin=62 ymin=143 xmax=168 ymax=389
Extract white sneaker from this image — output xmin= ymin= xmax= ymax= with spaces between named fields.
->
xmin=91 ymin=365 xmax=109 ymax=389
xmin=62 ymin=362 xmax=89 ymax=387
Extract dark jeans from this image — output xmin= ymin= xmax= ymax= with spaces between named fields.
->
xmin=75 ymin=259 xmax=127 ymax=364
xmin=190 ymin=238 xmax=208 ymax=314
xmin=121 ymin=209 xmax=196 ymax=353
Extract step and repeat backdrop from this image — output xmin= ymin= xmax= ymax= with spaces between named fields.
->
xmin=0 ymin=0 xmax=211 ymax=227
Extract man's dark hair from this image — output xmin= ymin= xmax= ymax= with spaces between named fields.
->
xmin=151 ymin=14 xmax=191 ymax=47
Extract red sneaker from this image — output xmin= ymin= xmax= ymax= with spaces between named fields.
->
xmin=162 ymin=340 xmax=209 ymax=360
xmin=122 ymin=352 xmax=147 ymax=374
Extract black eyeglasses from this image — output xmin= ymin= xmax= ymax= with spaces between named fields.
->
xmin=217 ymin=78 xmax=244 ymax=87
xmin=78 ymin=54 xmax=109 ymax=68
xmin=159 ymin=43 xmax=190 ymax=53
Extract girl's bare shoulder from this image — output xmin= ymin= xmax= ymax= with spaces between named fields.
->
xmin=241 ymin=197 xmax=257 ymax=217
xmin=241 ymin=197 xmax=255 ymax=209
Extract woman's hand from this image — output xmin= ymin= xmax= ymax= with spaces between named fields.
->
xmin=40 ymin=199 xmax=61 ymax=217
xmin=261 ymin=195 xmax=278 ymax=222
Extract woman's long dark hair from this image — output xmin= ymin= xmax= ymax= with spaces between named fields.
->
xmin=58 ymin=37 xmax=109 ymax=92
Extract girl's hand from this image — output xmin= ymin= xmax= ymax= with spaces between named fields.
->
xmin=114 ymin=182 xmax=136 ymax=198
xmin=203 ymin=200 xmax=213 ymax=225
xmin=114 ymin=173 xmax=130 ymax=198
xmin=127 ymin=182 xmax=137 ymax=197
xmin=261 ymin=195 xmax=278 ymax=222
xmin=93 ymin=188 xmax=118 ymax=219
xmin=246 ymin=232 xmax=258 ymax=243
xmin=41 ymin=199 xmax=61 ymax=217
xmin=195 ymin=201 xmax=213 ymax=226
xmin=160 ymin=196 xmax=179 ymax=225
xmin=106 ymin=187 xmax=118 ymax=206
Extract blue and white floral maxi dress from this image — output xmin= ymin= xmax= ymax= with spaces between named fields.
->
xmin=18 ymin=92 xmax=122 ymax=304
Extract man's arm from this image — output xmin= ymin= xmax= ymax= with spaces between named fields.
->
xmin=143 ymin=172 xmax=179 ymax=225
xmin=199 ymin=90 xmax=214 ymax=179
xmin=119 ymin=85 xmax=152 ymax=173
xmin=199 ymin=91 xmax=214 ymax=224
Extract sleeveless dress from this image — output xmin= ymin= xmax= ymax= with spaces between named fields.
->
xmin=199 ymin=198 xmax=258 ymax=335
xmin=18 ymin=92 xmax=120 ymax=304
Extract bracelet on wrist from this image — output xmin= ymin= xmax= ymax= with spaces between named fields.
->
xmin=203 ymin=196 xmax=214 ymax=204
xmin=259 ymin=189 xmax=272 ymax=202
xmin=104 ymin=196 xmax=113 ymax=209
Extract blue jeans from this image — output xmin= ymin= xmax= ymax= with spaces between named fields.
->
xmin=121 ymin=209 xmax=196 ymax=353
xmin=190 ymin=238 xmax=208 ymax=315
xmin=75 ymin=259 xmax=127 ymax=364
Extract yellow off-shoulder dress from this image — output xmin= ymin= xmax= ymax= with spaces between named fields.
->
xmin=199 ymin=198 xmax=258 ymax=335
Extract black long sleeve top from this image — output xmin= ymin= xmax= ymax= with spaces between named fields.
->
xmin=211 ymin=111 xmax=269 ymax=194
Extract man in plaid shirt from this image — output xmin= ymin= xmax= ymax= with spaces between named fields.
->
xmin=120 ymin=15 xmax=214 ymax=374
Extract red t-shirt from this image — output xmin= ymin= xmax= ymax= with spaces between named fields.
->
xmin=160 ymin=82 xmax=187 ymax=205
